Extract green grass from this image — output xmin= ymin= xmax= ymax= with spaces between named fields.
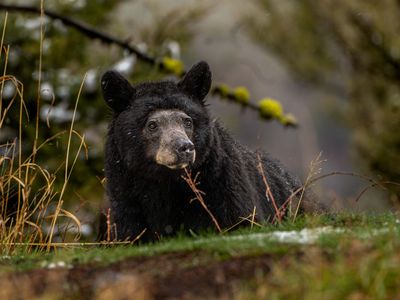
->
xmin=1 ymin=213 xmax=399 ymax=272
xmin=1 ymin=213 xmax=400 ymax=299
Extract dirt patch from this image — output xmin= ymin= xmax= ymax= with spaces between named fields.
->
xmin=0 ymin=251 xmax=278 ymax=299
xmin=152 ymin=253 xmax=274 ymax=300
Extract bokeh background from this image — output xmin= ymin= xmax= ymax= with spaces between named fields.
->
xmin=1 ymin=0 xmax=399 ymax=235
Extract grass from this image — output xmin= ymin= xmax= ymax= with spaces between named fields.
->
xmin=0 ymin=213 xmax=399 ymax=298
xmin=236 ymin=243 xmax=400 ymax=299
xmin=1 ymin=213 xmax=398 ymax=271
xmin=0 ymin=9 xmax=85 ymax=255
xmin=235 ymin=218 xmax=400 ymax=299
xmin=0 ymin=214 xmax=398 ymax=299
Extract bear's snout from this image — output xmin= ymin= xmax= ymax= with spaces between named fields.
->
xmin=155 ymin=135 xmax=196 ymax=170
xmin=175 ymin=138 xmax=196 ymax=165
xmin=177 ymin=139 xmax=194 ymax=153
xmin=176 ymin=139 xmax=195 ymax=156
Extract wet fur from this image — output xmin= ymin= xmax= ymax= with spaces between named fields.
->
xmin=102 ymin=62 xmax=325 ymax=242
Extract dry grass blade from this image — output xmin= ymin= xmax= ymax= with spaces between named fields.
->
xmin=0 ymin=12 xmax=7 ymax=61
xmin=257 ymin=153 xmax=282 ymax=223
xmin=59 ymin=209 xmax=82 ymax=237
xmin=222 ymin=214 xmax=253 ymax=233
xmin=0 ymin=76 xmax=28 ymax=128
xmin=106 ymin=208 xmax=111 ymax=242
xmin=280 ymin=171 xmax=399 ymax=219
xmin=0 ymin=11 xmax=87 ymax=254
xmin=292 ymin=152 xmax=325 ymax=221
xmin=33 ymin=0 xmax=44 ymax=156
xmin=221 ymin=210 xmax=263 ymax=233
xmin=46 ymin=73 xmax=87 ymax=251
xmin=182 ymin=168 xmax=222 ymax=233
xmin=250 ymin=206 xmax=257 ymax=229
xmin=131 ymin=228 xmax=147 ymax=244
xmin=0 ymin=12 xmax=8 ymax=117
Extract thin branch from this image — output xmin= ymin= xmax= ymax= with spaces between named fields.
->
xmin=281 ymin=171 xmax=398 ymax=217
xmin=182 ymin=168 xmax=222 ymax=233
xmin=0 ymin=3 xmax=156 ymax=64
xmin=0 ymin=3 xmax=298 ymax=127
xmin=257 ymin=153 xmax=282 ymax=223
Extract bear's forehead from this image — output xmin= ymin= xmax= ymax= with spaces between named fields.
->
xmin=148 ymin=109 xmax=189 ymax=121
xmin=135 ymin=81 xmax=180 ymax=98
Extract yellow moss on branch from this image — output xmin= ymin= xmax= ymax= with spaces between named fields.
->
xmin=233 ymin=86 xmax=250 ymax=104
xmin=161 ymin=57 xmax=184 ymax=76
xmin=214 ymin=83 xmax=230 ymax=97
xmin=258 ymin=98 xmax=298 ymax=127
xmin=279 ymin=113 xmax=298 ymax=127
xmin=215 ymin=85 xmax=299 ymax=127
xmin=258 ymin=98 xmax=283 ymax=119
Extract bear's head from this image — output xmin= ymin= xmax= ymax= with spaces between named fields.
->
xmin=101 ymin=61 xmax=212 ymax=174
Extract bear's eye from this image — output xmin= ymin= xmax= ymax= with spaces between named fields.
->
xmin=147 ymin=121 xmax=158 ymax=132
xmin=184 ymin=118 xmax=193 ymax=128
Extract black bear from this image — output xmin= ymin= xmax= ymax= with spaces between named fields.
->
xmin=101 ymin=61 xmax=324 ymax=241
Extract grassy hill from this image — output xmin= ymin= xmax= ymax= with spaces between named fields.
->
xmin=1 ymin=213 xmax=399 ymax=299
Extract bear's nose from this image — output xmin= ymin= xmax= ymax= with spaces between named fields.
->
xmin=177 ymin=140 xmax=195 ymax=153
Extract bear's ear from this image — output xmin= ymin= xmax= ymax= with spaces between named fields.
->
xmin=177 ymin=61 xmax=212 ymax=104
xmin=101 ymin=70 xmax=135 ymax=112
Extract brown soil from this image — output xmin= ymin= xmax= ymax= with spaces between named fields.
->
xmin=0 ymin=251 xmax=278 ymax=300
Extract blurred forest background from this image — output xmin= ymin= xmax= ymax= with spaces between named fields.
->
xmin=1 ymin=0 xmax=399 ymax=236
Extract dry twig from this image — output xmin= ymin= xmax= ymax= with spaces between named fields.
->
xmin=257 ymin=153 xmax=282 ymax=223
xmin=182 ymin=168 xmax=222 ymax=233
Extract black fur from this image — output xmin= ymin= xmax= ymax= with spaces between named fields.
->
xmin=101 ymin=61 xmax=323 ymax=242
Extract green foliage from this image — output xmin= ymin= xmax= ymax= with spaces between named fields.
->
xmin=246 ymin=0 xmax=335 ymax=81
xmin=0 ymin=2 xmax=121 ymax=208
xmin=246 ymin=0 xmax=400 ymax=200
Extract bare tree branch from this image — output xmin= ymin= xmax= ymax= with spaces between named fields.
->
xmin=0 ymin=3 xmax=298 ymax=127
xmin=0 ymin=3 xmax=156 ymax=65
